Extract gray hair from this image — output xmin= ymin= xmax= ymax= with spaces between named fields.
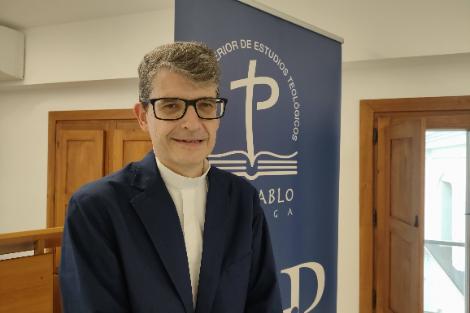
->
xmin=138 ymin=41 xmax=220 ymax=105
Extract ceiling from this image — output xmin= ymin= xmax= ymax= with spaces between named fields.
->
xmin=1 ymin=0 xmax=469 ymax=62
xmin=253 ymin=0 xmax=470 ymax=61
xmin=0 ymin=0 xmax=173 ymax=29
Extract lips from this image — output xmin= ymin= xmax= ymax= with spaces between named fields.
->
xmin=173 ymin=138 xmax=205 ymax=143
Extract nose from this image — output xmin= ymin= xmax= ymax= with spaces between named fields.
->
xmin=180 ymin=105 xmax=202 ymax=130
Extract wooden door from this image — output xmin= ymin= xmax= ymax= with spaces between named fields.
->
xmin=111 ymin=120 xmax=152 ymax=172
xmin=375 ymin=116 xmax=425 ymax=313
xmin=51 ymin=116 xmax=150 ymax=228
xmin=360 ymin=96 xmax=470 ymax=313
xmin=53 ymin=127 xmax=106 ymax=313
xmin=48 ymin=110 xmax=147 ymax=313
xmin=54 ymin=129 xmax=105 ymax=227
xmin=54 ymin=128 xmax=106 ymax=266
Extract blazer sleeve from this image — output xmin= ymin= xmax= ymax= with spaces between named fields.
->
xmin=59 ymin=195 xmax=130 ymax=313
xmin=244 ymin=193 xmax=283 ymax=313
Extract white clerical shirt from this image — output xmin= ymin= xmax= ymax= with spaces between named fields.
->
xmin=156 ymin=157 xmax=209 ymax=308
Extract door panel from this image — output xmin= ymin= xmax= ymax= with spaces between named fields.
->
xmin=55 ymin=129 xmax=105 ymax=226
xmin=111 ymin=128 xmax=152 ymax=172
xmin=389 ymin=220 xmax=419 ymax=313
xmin=390 ymin=137 xmax=414 ymax=224
xmin=376 ymin=117 xmax=424 ymax=313
xmin=54 ymin=129 xmax=105 ymax=273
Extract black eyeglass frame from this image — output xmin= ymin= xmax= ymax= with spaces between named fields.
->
xmin=145 ymin=97 xmax=228 ymax=121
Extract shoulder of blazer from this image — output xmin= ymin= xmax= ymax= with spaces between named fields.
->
xmin=70 ymin=151 xmax=156 ymax=210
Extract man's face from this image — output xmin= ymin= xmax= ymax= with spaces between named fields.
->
xmin=135 ymin=69 xmax=220 ymax=176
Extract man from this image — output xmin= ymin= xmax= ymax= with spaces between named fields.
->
xmin=60 ymin=42 xmax=282 ymax=313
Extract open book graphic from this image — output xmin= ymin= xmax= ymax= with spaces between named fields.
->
xmin=209 ymin=150 xmax=298 ymax=180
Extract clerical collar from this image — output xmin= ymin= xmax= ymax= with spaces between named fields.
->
xmin=155 ymin=157 xmax=210 ymax=190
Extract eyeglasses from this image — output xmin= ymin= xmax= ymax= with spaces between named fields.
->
xmin=146 ymin=97 xmax=228 ymax=120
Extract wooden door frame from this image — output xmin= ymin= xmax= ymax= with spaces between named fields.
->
xmin=360 ymin=95 xmax=470 ymax=313
xmin=46 ymin=109 xmax=135 ymax=228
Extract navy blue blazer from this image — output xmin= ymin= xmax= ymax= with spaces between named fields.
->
xmin=60 ymin=151 xmax=282 ymax=313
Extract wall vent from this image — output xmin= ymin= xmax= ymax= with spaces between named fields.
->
xmin=0 ymin=26 xmax=25 ymax=81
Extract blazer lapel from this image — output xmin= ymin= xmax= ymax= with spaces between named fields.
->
xmin=195 ymin=168 xmax=229 ymax=313
xmin=129 ymin=152 xmax=193 ymax=313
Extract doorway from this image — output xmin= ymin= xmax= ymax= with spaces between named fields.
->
xmin=424 ymin=130 xmax=467 ymax=313
xmin=359 ymin=96 xmax=470 ymax=313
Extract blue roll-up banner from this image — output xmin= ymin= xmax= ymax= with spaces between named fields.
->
xmin=175 ymin=1 xmax=342 ymax=312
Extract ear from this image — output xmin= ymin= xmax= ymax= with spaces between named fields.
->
xmin=133 ymin=102 xmax=149 ymax=131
